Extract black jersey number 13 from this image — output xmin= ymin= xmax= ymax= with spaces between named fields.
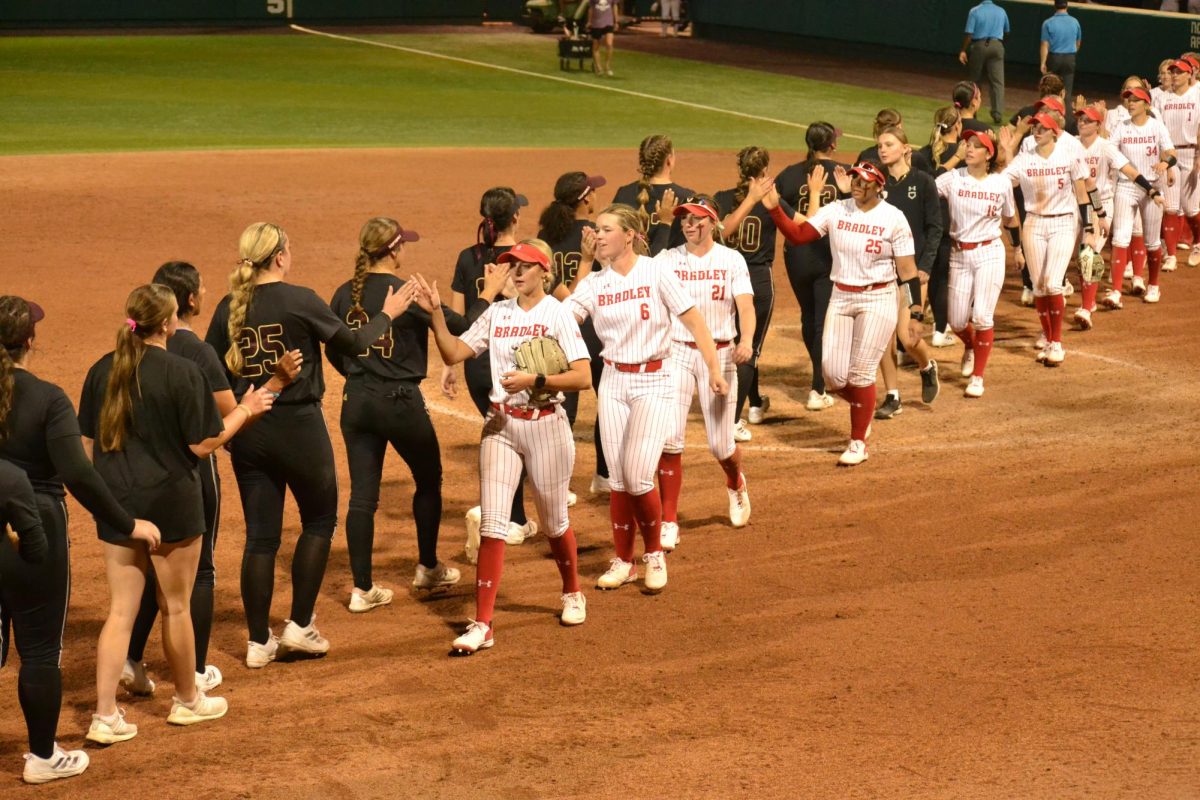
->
xmin=236 ymin=323 xmax=286 ymax=378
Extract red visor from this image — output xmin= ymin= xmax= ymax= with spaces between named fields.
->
xmin=1123 ymin=87 xmax=1153 ymax=104
xmin=673 ymin=197 xmax=720 ymax=222
xmin=1034 ymin=96 xmax=1067 ymax=115
xmin=1032 ymin=112 xmax=1062 ymax=134
xmin=962 ymin=129 xmax=996 ymax=156
xmin=1184 ymin=54 xmax=1200 ymax=71
xmin=1075 ymin=106 xmax=1104 ymax=123
xmin=497 ymin=242 xmax=552 ymax=270
xmin=849 ymin=162 xmax=886 ymax=187
xmin=1170 ymin=59 xmax=1194 ymax=74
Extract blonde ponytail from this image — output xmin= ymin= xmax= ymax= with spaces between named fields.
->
xmin=99 ymin=285 xmax=176 ymax=452
xmin=226 ymin=223 xmax=286 ymax=375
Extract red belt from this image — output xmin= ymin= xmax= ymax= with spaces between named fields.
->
xmin=491 ymin=403 xmax=556 ymax=420
xmin=681 ymin=340 xmax=730 ymax=349
xmin=1028 ymin=212 xmax=1073 ymax=218
xmin=604 ymin=358 xmax=664 ymax=373
xmin=952 ymin=238 xmax=996 ymax=250
xmin=834 ymin=281 xmax=891 ymax=293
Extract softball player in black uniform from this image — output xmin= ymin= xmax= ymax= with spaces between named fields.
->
xmin=449 ymin=188 xmax=538 ymax=550
xmin=328 ymin=217 xmax=482 ymax=611
xmin=0 ymin=296 xmax=158 ymax=782
xmin=775 ymin=122 xmax=845 ymax=411
xmin=538 ymin=171 xmax=610 ymax=492
xmin=206 ymin=222 xmax=411 ymax=667
xmin=81 ymin=284 xmax=274 ymax=742
xmin=124 ymin=262 xmax=299 ymax=696
xmin=612 ymin=134 xmax=694 ymax=256
xmin=715 ymin=146 xmax=778 ymax=440
xmin=917 ymin=106 xmax=965 ymax=344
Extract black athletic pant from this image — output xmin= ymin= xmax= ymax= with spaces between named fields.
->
xmin=562 ymin=318 xmax=609 ymax=479
xmin=230 ymin=403 xmax=337 ymax=645
xmin=0 ymin=495 xmax=69 ymax=759
xmin=735 ymin=268 xmax=775 ymax=420
xmin=341 ymin=378 xmax=443 ymax=590
xmin=929 ymin=238 xmax=952 ymax=333
xmin=467 ymin=378 xmax=528 ymax=525
xmin=785 ymin=249 xmax=833 ymax=395
xmin=127 ymin=453 xmax=218 ymax=672
xmin=1015 ymin=187 xmax=1034 ymax=290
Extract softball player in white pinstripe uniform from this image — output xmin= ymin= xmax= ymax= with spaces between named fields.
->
xmin=1003 ymin=111 xmax=1091 ymax=366
xmin=1153 ymin=60 xmax=1200 ymax=270
xmin=1103 ymin=87 xmax=1174 ymax=308
xmin=765 ymin=161 xmax=920 ymax=466
xmin=935 ymin=130 xmax=1018 ymax=398
xmin=416 ymin=240 xmax=592 ymax=655
xmin=570 ymin=204 xmax=727 ymax=593
xmin=655 ymin=195 xmax=755 ymax=551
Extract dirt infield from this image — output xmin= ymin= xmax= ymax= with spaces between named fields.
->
xmin=1 ymin=148 xmax=1198 ymax=799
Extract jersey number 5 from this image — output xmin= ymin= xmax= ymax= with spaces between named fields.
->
xmin=236 ymin=323 xmax=286 ymax=378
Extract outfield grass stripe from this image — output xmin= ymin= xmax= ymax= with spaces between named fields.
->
xmin=290 ymin=24 xmax=874 ymax=143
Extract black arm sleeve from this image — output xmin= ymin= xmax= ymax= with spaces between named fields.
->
xmin=465 ymin=299 xmax=492 ymax=325
xmin=2 ymin=469 xmax=48 ymax=563
xmin=324 ymin=313 xmax=393 ymax=357
xmin=324 ymin=341 xmax=349 ymax=378
xmin=649 ymin=218 xmax=673 ymax=255
xmin=48 ymin=437 xmax=135 ymax=536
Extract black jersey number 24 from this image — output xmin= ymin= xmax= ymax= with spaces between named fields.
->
xmin=345 ymin=310 xmax=394 ymax=359
xmin=236 ymin=323 xmax=286 ymax=378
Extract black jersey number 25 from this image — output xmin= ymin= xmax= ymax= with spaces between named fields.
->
xmin=236 ymin=323 xmax=286 ymax=378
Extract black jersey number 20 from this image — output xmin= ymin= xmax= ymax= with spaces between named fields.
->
xmin=236 ymin=323 xmax=286 ymax=378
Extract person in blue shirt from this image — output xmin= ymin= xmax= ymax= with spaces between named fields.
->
xmin=1041 ymin=0 xmax=1083 ymax=103
xmin=959 ymin=0 xmax=1010 ymax=125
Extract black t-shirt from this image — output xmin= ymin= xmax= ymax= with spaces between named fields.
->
xmin=713 ymin=187 xmax=778 ymax=272
xmin=612 ymin=180 xmax=694 ymax=255
xmin=328 ymin=273 xmax=468 ymax=384
xmin=206 ymin=282 xmax=384 ymax=405
xmin=452 ymin=243 xmax=513 ymax=386
xmin=1010 ymin=104 xmax=1079 ymax=139
xmin=169 ymin=328 xmax=230 ymax=393
xmin=78 ymin=347 xmax=222 ymax=540
xmin=917 ymin=142 xmax=960 ymax=173
xmin=856 ymin=145 xmax=935 ymax=176
xmin=546 ymin=219 xmax=600 ymax=291
xmin=0 ymin=459 xmax=42 ymax=539
xmin=0 ymin=370 xmax=83 ymax=497
xmin=961 ymin=117 xmax=995 ymax=136
xmin=775 ymin=158 xmax=842 ymax=271
xmin=883 ymin=170 xmax=944 ymax=272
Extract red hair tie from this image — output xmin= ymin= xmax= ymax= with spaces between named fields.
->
xmin=125 ymin=318 xmax=137 ymax=332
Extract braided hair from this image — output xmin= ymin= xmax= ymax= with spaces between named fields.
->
xmin=226 ymin=222 xmax=286 ymax=376
xmin=352 ymin=217 xmax=401 ymax=314
xmin=635 ymin=134 xmax=673 ymax=225
xmin=475 ymin=187 xmax=522 ymax=264
xmin=733 ymin=146 xmax=769 ymax=205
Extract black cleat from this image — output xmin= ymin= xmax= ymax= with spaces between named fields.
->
xmin=920 ymin=360 xmax=940 ymax=404
xmin=874 ymin=394 xmax=902 ymax=420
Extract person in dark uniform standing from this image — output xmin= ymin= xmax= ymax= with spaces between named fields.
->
xmin=856 ymin=110 xmax=935 ymax=175
xmin=206 ymin=222 xmax=411 ymax=668
xmin=122 ymin=262 xmax=300 ymax=698
xmin=612 ymin=134 xmax=694 ymax=256
xmin=918 ymin=106 xmax=965 ymax=346
xmin=328 ymin=216 xmax=487 ymax=611
xmin=539 ymin=171 xmax=610 ymax=495
xmin=81 ymin=284 xmax=276 ymax=743
xmin=959 ymin=0 xmax=1010 ymax=124
xmin=1041 ymin=1 xmax=1082 ymax=104
xmin=714 ymin=146 xmax=778 ymax=441
xmin=0 ymin=296 xmax=159 ymax=783
xmin=449 ymin=188 xmax=539 ymax=554
xmin=775 ymin=122 xmax=844 ymax=411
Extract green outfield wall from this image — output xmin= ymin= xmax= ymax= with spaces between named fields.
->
xmin=689 ymin=0 xmax=1198 ymax=82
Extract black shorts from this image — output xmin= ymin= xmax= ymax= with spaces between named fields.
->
xmin=590 ymin=26 xmax=614 ymax=39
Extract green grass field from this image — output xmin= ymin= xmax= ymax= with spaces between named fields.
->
xmin=0 ymin=29 xmax=945 ymax=154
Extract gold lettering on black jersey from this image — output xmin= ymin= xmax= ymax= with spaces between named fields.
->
xmin=345 ymin=309 xmax=394 ymax=359
xmin=235 ymin=323 xmax=285 ymax=379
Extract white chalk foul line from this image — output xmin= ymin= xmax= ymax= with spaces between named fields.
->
xmin=289 ymin=24 xmax=873 ymax=143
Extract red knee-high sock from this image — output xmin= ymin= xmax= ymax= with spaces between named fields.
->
xmin=1131 ymin=235 xmax=1147 ymax=277
xmin=609 ymin=491 xmax=637 ymax=562
xmin=1147 ymin=248 xmax=1163 ymax=286
xmin=627 ymin=489 xmax=662 ymax=553
xmin=955 ymin=324 xmax=975 ymax=350
xmin=1048 ymin=294 xmax=1065 ymax=342
xmin=717 ymin=447 xmax=743 ymax=490
xmin=972 ymin=328 xmax=995 ymax=376
xmin=1184 ymin=215 xmax=1198 ymax=244
xmin=848 ymin=384 xmax=875 ymax=441
xmin=1111 ymin=245 xmax=1130 ymax=290
xmin=1034 ymin=295 xmax=1051 ymax=338
xmin=547 ymin=528 xmax=580 ymax=594
xmin=1081 ymin=281 xmax=1099 ymax=312
xmin=474 ymin=537 xmax=505 ymax=625
xmin=1187 ymin=214 xmax=1200 ymax=243
xmin=656 ymin=452 xmax=683 ymax=523
xmin=1163 ymin=213 xmax=1181 ymax=254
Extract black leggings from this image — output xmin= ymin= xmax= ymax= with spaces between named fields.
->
xmin=736 ymin=268 xmax=776 ymax=420
xmin=929 ymin=238 xmax=952 ymax=332
xmin=341 ymin=379 xmax=443 ymax=590
xmin=0 ymin=495 xmax=69 ymax=759
xmin=784 ymin=248 xmax=833 ymax=394
xmin=230 ymin=403 xmax=337 ymax=644
xmin=127 ymin=453 xmax=218 ymax=672
xmin=467 ymin=377 xmax=528 ymax=525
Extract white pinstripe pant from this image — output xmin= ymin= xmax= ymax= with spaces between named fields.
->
xmin=598 ymin=367 xmax=675 ymax=495
xmin=1023 ymin=213 xmax=1077 ymax=297
xmin=948 ymin=241 xmax=1005 ymax=330
xmin=1112 ymin=182 xmax=1164 ymax=250
xmin=1162 ymin=150 xmax=1198 ymax=215
xmin=664 ymin=341 xmax=738 ymax=460
xmin=479 ymin=407 xmax=574 ymax=540
xmin=822 ymin=285 xmax=897 ymax=390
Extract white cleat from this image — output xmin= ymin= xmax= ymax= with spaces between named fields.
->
xmin=1189 ymin=248 xmax=1200 ymax=267
xmin=413 ymin=562 xmax=461 ymax=590
xmin=23 ymin=744 xmax=89 ymax=784
xmin=806 ymin=390 xmax=834 ymax=411
xmin=195 ymin=665 xmax=223 ymax=693
xmin=506 ymin=520 xmax=538 ymax=545
xmin=560 ymin=592 xmax=587 ymax=626
xmin=1073 ymin=307 xmax=1093 ymax=331
xmin=727 ymin=475 xmax=750 ymax=528
xmin=1100 ymin=290 xmax=1123 ymax=310
xmin=1131 ymin=275 xmax=1147 ymax=296
xmin=837 ymin=439 xmax=869 ymax=467
xmin=595 ymin=558 xmax=637 ymax=590
xmin=567 ymin=491 xmax=577 ymax=507
xmin=747 ymin=396 xmax=770 ymax=424
xmin=1123 ymin=264 xmax=1134 ymax=279
xmin=464 ymin=506 xmax=481 ymax=565
xmin=1144 ymin=284 xmax=1161 ymax=303
xmin=245 ymin=633 xmax=279 ymax=669
xmin=349 ymin=583 xmax=394 ymax=612
xmin=642 ymin=551 xmax=668 ymax=593
xmin=166 ymin=692 xmax=228 ymax=726
xmin=1020 ymin=287 xmax=1035 ymax=306
xmin=1062 ymin=281 xmax=1075 ymax=297
xmin=733 ymin=419 xmax=752 ymax=442
xmin=1162 ymin=255 xmax=1177 ymax=272
xmin=964 ymin=376 xmax=985 ymax=398
xmin=660 ymin=521 xmax=680 ymax=552
xmin=589 ymin=474 xmax=610 ymax=494
xmin=931 ymin=329 xmax=957 ymax=348
xmin=119 ymin=659 xmax=155 ymax=697
xmin=450 ymin=620 xmax=493 ymax=656
xmin=960 ymin=348 xmax=975 ymax=378
xmin=1044 ymin=342 xmax=1065 ymax=367
xmin=279 ymin=615 xmax=330 ymax=656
